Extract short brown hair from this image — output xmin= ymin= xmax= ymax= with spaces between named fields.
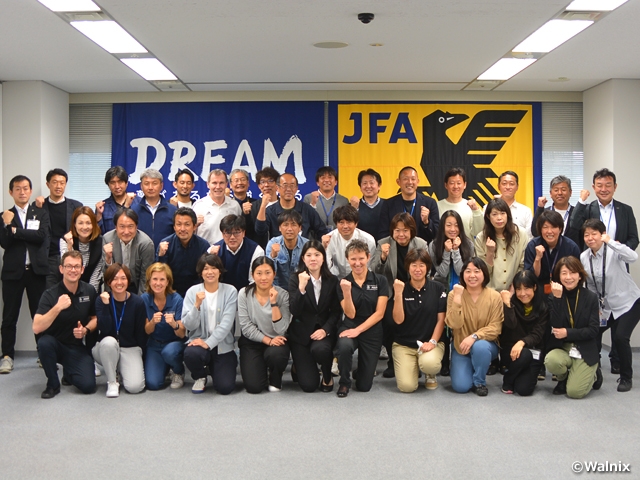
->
xmin=70 ymin=206 xmax=101 ymax=242
xmin=104 ymin=263 xmax=132 ymax=287
xmin=404 ymin=248 xmax=432 ymax=273
xmin=61 ymin=250 xmax=83 ymax=266
xmin=553 ymin=256 xmax=587 ymax=284
xmin=459 ymin=257 xmax=491 ymax=289
xmin=145 ymin=263 xmax=175 ymax=296
xmin=389 ymin=212 xmax=417 ymax=239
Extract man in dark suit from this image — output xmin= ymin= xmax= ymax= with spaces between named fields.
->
xmin=0 ymin=175 xmax=50 ymax=374
xmin=570 ymin=168 xmax=639 ymax=374
xmin=378 ymin=166 xmax=439 ymax=243
xmin=34 ymin=168 xmax=83 ymax=288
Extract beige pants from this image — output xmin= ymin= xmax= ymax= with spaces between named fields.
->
xmin=392 ymin=342 xmax=444 ymax=393
xmin=545 ymin=344 xmax=598 ymax=399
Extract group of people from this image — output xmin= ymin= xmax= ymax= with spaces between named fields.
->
xmin=1 ymin=162 xmax=638 ymax=401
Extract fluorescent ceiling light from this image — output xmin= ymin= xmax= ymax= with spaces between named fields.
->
xmin=478 ymin=58 xmax=537 ymax=81
xmin=121 ymin=58 xmax=177 ymax=81
xmin=38 ymin=0 xmax=100 ymax=12
xmin=566 ymin=0 xmax=628 ymax=11
xmin=71 ymin=20 xmax=147 ymax=53
xmin=513 ymin=19 xmax=593 ymax=53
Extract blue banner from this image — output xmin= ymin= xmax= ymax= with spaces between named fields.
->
xmin=112 ymin=101 xmax=327 ymax=202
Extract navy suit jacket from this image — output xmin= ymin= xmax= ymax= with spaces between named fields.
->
xmin=378 ymin=194 xmax=439 ymax=243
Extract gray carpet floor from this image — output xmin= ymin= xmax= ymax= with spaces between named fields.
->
xmin=1 ymin=351 xmax=639 ymax=479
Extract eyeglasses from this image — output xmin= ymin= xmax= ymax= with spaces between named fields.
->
xmin=223 ymin=230 xmax=244 ymax=237
xmin=259 ymin=179 xmax=276 ymax=186
xmin=278 ymin=183 xmax=297 ymax=190
xmin=63 ymin=265 xmax=83 ymax=271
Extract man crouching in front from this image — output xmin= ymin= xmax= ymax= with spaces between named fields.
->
xmin=33 ymin=251 xmax=97 ymax=398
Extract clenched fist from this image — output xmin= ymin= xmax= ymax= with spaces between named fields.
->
xmin=535 ymin=245 xmax=545 ymax=260
xmin=340 ymin=279 xmax=352 ymax=294
xmin=538 ymin=196 xmax=548 ymax=208
xmin=420 ymin=206 xmax=430 ymax=225
xmin=298 ymin=271 xmax=311 ymax=292
xmin=380 ymin=243 xmax=391 ymax=261
xmin=270 ymin=243 xmax=281 ymax=259
xmin=158 ymin=241 xmax=169 ymax=257
xmin=100 ymin=292 xmax=110 ymax=305
xmin=550 ymin=281 xmax=563 ymax=298
xmin=485 ymin=237 xmax=496 ymax=253
xmin=195 ymin=291 xmax=206 ymax=309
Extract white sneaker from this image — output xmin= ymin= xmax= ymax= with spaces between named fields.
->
xmin=268 ymin=385 xmax=282 ymax=392
xmin=192 ymin=377 xmax=207 ymax=393
xmin=94 ymin=362 xmax=102 ymax=377
xmin=106 ymin=382 xmax=120 ymax=398
xmin=331 ymin=358 xmax=339 ymax=376
xmin=170 ymin=372 xmax=185 ymax=389
xmin=0 ymin=356 xmax=13 ymax=374
xmin=425 ymin=375 xmax=438 ymax=390
xmin=379 ymin=346 xmax=389 ymax=360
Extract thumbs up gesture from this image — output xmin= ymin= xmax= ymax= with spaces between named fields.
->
xmin=73 ymin=321 xmax=86 ymax=339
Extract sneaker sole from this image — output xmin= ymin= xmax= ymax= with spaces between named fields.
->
xmin=425 ymin=384 xmax=438 ymax=390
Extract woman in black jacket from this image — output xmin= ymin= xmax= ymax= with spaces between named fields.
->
xmin=500 ymin=270 xmax=548 ymax=396
xmin=288 ymin=240 xmax=341 ymax=392
xmin=544 ymin=256 xmax=601 ymax=399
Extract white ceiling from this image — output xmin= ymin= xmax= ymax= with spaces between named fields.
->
xmin=0 ymin=0 xmax=638 ymax=94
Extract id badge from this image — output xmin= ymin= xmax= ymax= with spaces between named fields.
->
xmin=544 ymin=283 xmax=551 ymax=295
xmin=529 ymin=349 xmax=541 ymax=361
xmin=599 ymin=313 xmax=608 ymax=328
xmin=569 ymin=346 xmax=582 ymax=359
xmin=26 ymin=219 xmax=40 ymax=230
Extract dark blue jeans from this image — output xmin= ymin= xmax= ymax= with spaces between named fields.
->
xmin=145 ymin=338 xmax=185 ymax=390
xmin=37 ymin=335 xmax=95 ymax=394
xmin=451 ymin=340 xmax=498 ymax=392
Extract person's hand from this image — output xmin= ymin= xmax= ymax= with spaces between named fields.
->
xmin=196 ymin=214 xmax=205 ymax=228
xmin=158 ymin=241 xmax=169 ymax=257
xmin=63 ymin=231 xmax=73 ymax=247
xmin=510 ymin=341 xmax=524 ymax=361
xmin=393 ymin=279 xmax=405 ymax=294
xmin=535 ymin=245 xmax=545 ymax=261
xmin=103 ymin=242 xmax=113 ymax=263
xmin=187 ymin=338 xmax=209 ymax=349
xmin=452 ymin=236 xmax=461 ymax=250
xmin=350 ymin=196 xmax=360 ymax=209
xmin=340 ymin=279 xmax=352 ymax=295
xmin=270 ymin=243 xmax=281 ymax=259
xmin=95 ymin=201 xmax=105 ymax=220
xmin=73 ymin=321 xmax=86 ymax=339
xmin=309 ymin=191 xmax=320 ymax=207
xmin=269 ymin=287 xmax=279 ymax=304
xmin=552 ymin=327 xmax=568 ymax=339
xmin=298 ymin=271 xmax=311 ymax=293
xmin=380 ymin=243 xmax=391 ymax=261
xmin=2 ymin=210 xmax=14 ymax=225
xmin=100 ymin=292 xmax=110 ymax=305
xmin=486 ymin=237 xmax=496 ymax=253
xmin=550 ymin=281 xmax=563 ymax=298
xmin=602 ymin=233 xmax=611 ymax=244
xmin=269 ymin=335 xmax=287 ymax=347
xmin=164 ymin=312 xmax=177 ymax=329
xmin=194 ymin=291 xmax=206 ymax=310
xmin=152 ymin=311 xmax=163 ymax=324
xmin=35 ymin=196 xmax=45 ymax=208
xmin=459 ymin=334 xmax=476 ymax=355
xmin=310 ymin=329 xmax=327 ymax=341
xmin=538 ymin=196 xmax=548 ymax=208
xmin=169 ymin=197 xmax=179 ymax=207
xmin=420 ymin=206 xmax=430 ymax=225
xmin=420 ymin=341 xmax=435 ymax=353
xmin=500 ymin=290 xmax=512 ymax=306
xmin=56 ymin=294 xmax=72 ymax=311
xmin=467 ymin=198 xmax=479 ymax=211
xmin=339 ymin=328 xmax=360 ymax=339
xmin=321 ymin=234 xmax=331 ymax=249
xmin=580 ymin=189 xmax=590 ymax=202
xmin=242 ymin=201 xmax=252 ymax=215
xmin=452 ymin=284 xmax=464 ymax=305
xmin=444 ymin=239 xmax=453 ymax=252
xmin=209 ymin=244 xmax=220 ymax=255
xmin=262 ymin=191 xmax=275 ymax=204
xmin=124 ymin=192 xmax=136 ymax=208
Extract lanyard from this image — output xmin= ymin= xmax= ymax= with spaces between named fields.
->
xmin=319 ymin=194 xmax=337 ymax=227
xmin=544 ymin=236 xmax=562 ymax=282
xmin=565 ymin=289 xmax=580 ymax=328
xmin=111 ymin=295 xmax=127 ymax=337
xmin=403 ymin=198 xmax=416 ymax=216
xmin=588 ymin=243 xmax=607 ymax=306
xmin=599 ymin=205 xmax=614 ymax=232
xmin=551 ymin=205 xmax=570 ymax=233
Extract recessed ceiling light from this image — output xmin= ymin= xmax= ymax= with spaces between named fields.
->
xmin=38 ymin=0 xmax=100 ymax=11
xmin=121 ymin=58 xmax=177 ymax=81
xmin=71 ymin=20 xmax=147 ymax=53
xmin=478 ymin=58 xmax=537 ymax=81
xmin=566 ymin=0 xmax=628 ymax=11
xmin=369 ymin=43 xmax=384 ymax=47
xmin=549 ymin=77 xmax=570 ymax=82
xmin=313 ymin=42 xmax=349 ymax=49
xmin=513 ymin=19 xmax=593 ymax=53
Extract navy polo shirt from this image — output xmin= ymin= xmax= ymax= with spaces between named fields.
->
xmin=337 ymin=270 xmax=389 ymax=328
xmin=36 ymin=280 xmax=97 ymax=346
xmin=395 ymin=280 xmax=447 ymax=348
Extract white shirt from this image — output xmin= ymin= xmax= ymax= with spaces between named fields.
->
xmin=598 ymin=201 xmax=618 ymax=242
xmin=437 ymin=198 xmax=484 ymax=239
xmin=192 ymin=195 xmax=242 ymax=244
xmin=15 ymin=205 xmax=30 ymax=265
xmin=205 ymin=290 xmax=219 ymax=334
xmin=145 ymin=199 xmax=160 ymax=216
xmin=225 ymin=240 xmax=265 ymax=283
xmin=509 ymin=201 xmax=533 ymax=240
xmin=119 ymin=239 xmax=132 ymax=267
xmin=310 ymin=275 xmax=322 ymax=303
xmin=326 ymin=228 xmax=376 ymax=278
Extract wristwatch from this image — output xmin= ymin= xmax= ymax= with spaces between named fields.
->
xmin=471 ymin=334 xmax=479 ymax=340
xmin=429 ymin=339 xmax=438 ymax=346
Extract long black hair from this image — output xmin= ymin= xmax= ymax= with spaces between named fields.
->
xmin=511 ymin=270 xmax=548 ymax=318
xmin=483 ymin=198 xmax=519 ymax=255
xmin=432 ymin=210 xmax=473 ymax=265
xmin=296 ymin=240 xmax=332 ymax=279
xmin=245 ymin=256 xmax=276 ymax=297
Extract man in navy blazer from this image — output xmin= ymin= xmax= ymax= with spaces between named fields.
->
xmin=0 ymin=175 xmax=50 ymax=374
xmin=378 ymin=166 xmax=439 ymax=243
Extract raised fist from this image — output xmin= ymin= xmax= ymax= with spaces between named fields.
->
xmin=485 ymin=237 xmax=496 ymax=252
xmin=538 ymin=196 xmax=548 ymax=208
xmin=500 ymin=290 xmax=512 ymax=305
xmin=2 ymin=210 xmax=14 ymax=225
xmin=340 ymin=279 xmax=352 ymax=294
xmin=350 ymin=196 xmax=360 ymax=209
xmin=158 ymin=241 xmax=169 ymax=257
xmin=209 ymin=244 xmax=220 ymax=255
xmin=420 ymin=206 xmax=430 ymax=224
xmin=467 ymin=198 xmax=479 ymax=211
xmin=550 ymin=281 xmax=563 ymax=298
xmin=100 ymin=292 xmax=110 ymax=305
xmin=580 ymin=189 xmax=590 ymax=202
xmin=242 ymin=201 xmax=252 ymax=215
xmin=452 ymin=236 xmax=462 ymax=250
xmin=309 ymin=191 xmax=320 ymax=207
xmin=195 ymin=291 xmax=206 ymax=309
xmin=298 ymin=271 xmax=311 ymax=291
xmin=393 ymin=279 xmax=405 ymax=292
xmin=535 ymin=245 xmax=545 ymax=260
xmin=270 ymin=243 xmax=281 ymax=259
xmin=380 ymin=243 xmax=391 ymax=261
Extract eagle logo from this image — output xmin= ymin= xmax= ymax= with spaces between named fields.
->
xmin=419 ymin=109 xmax=527 ymax=205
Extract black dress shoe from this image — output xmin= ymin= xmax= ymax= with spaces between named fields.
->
xmin=382 ymin=367 xmax=395 ymax=378
xmin=593 ymin=367 xmax=603 ymax=390
xmin=439 ymin=366 xmax=450 ymax=377
xmin=553 ymin=379 xmax=567 ymax=395
xmin=41 ymin=387 xmax=60 ymax=399
xmin=290 ymin=365 xmax=298 ymax=383
xmin=611 ymin=365 xmax=621 ymax=374
xmin=472 ymin=384 xmax=488 ymax=396
xmin=617 ymin=378 xmax=632 ymax=392
xmin=320 ymin=379 xmax=334 ymax=393
xmin=337 ymin=385 xmax=349 ymax=398
xmin=61 ymin=376 xmax=71 ymax=386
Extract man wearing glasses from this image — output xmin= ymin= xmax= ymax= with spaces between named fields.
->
xmin=248 ymin=167 xmax=280 ymax=248
xmin=192 ymin=169 xmax=241 ymax=244
xmin=33 ymin=251 xmax=98 ymax=398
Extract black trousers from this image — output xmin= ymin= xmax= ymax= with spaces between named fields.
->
xmin=289 ymin=337 xmax=333 ymax=392
xmin=238 ymin=335 xmax=290 ymax=393
xmin=37 ymin=334 xmax=95 ymax=393
xmin=611 ymin=299 xmax=640 ymax=381
xmin=502 ymin=347 xmax=541 ymax=396
xmin=183 ymin=345 xmax=237 ymax=395
xmin=46 ymin=254 xmax=62 ymax=289
xmin=337 ymin=323 xmax=382 ymax=391
xmin=1 ymin=268 xmax=46 ymax=358
xmin=381 ymin=299 xmax=396 ymax=370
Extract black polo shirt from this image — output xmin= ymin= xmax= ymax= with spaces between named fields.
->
xmin=337 ymin=270 xmax=389 ymax=328
xmin=395 ymin=280 xmax=447 ymax=348
xmin=36 ymin=280 xmax=97 ymax=346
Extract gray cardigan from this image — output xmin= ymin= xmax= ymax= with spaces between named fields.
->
xmin=370 ymin=236 xmax=428 ymax=292
xmin=102 ymin=229 xmax=155 ymax=295
xmin=182 ymin=283 xmax=238 ymax=354
xmin=238 ymin=285 xmax=291 ymax=343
